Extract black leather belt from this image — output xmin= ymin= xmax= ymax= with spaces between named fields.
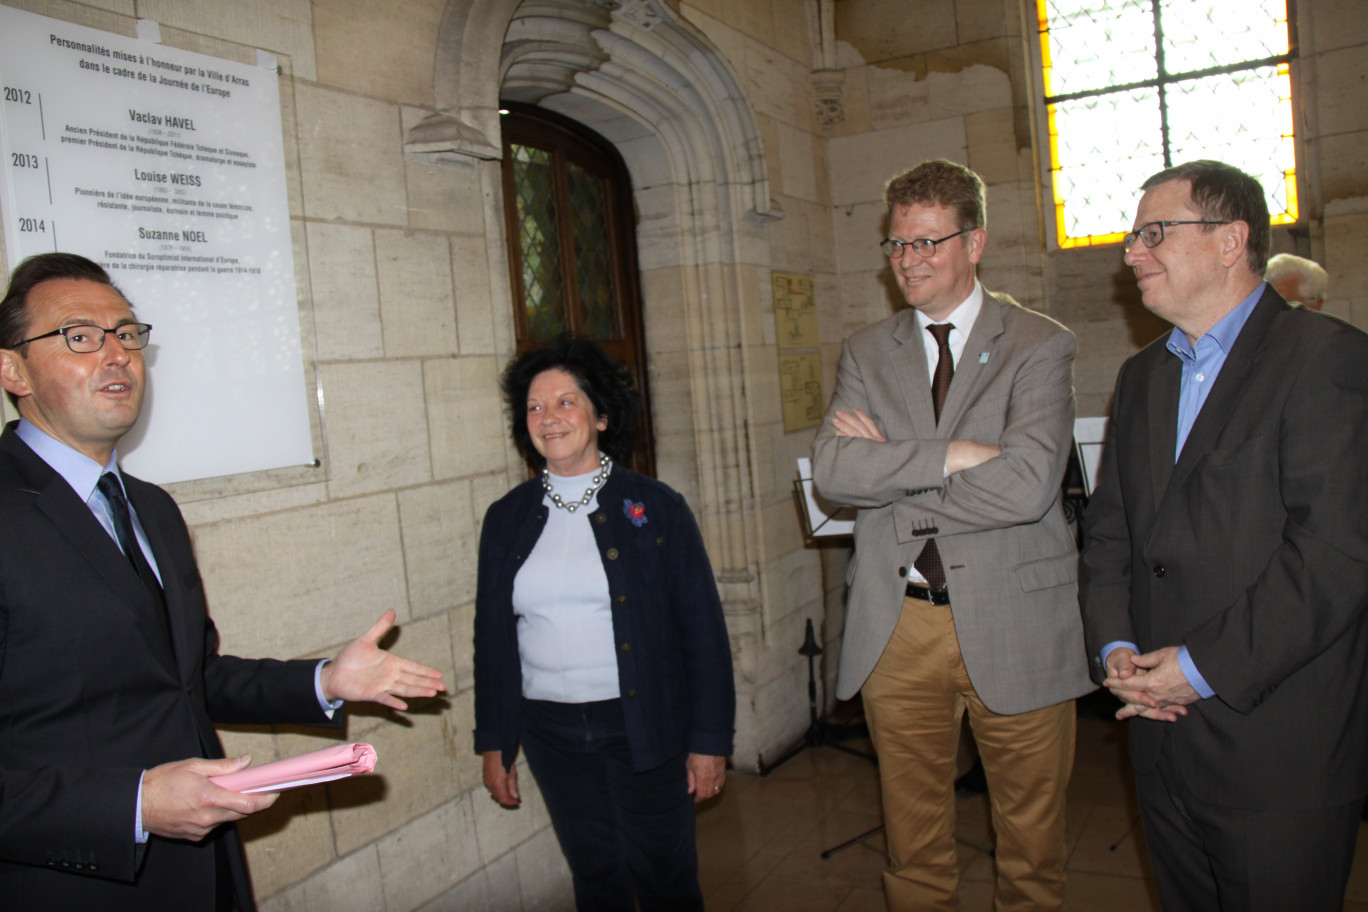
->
xmin=906 ymin=582 xmax=950 ymax=605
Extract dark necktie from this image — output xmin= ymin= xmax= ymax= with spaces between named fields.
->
xmin=97 ymin=473 xmax=171 ymax=632
xmin=914 ymin=323 xmax=954 ymax=590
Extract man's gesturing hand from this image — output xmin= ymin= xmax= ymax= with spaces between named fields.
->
xmin=320 ymin=610 xmax=446 ymax=710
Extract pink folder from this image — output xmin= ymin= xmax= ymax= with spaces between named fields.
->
xmin=211 ymin=743 xmax=378 ymax=794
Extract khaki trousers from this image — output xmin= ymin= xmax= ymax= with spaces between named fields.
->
xmin=860 ymin=595 xmax=1075 ymax=912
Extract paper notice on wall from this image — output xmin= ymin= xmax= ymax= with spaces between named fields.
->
xmin=773 ymin=272 xmax=818 ymax=350
xmin=779 ymin=351 xmax=824 ymax=432
xmin=0 ymin=6 xmax=313 ymax=484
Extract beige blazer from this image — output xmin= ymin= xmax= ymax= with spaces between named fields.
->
xmin=812 ymin=292 xmax=1093 ymax=713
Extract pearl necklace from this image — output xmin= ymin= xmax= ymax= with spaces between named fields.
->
xmin=542 ymin=454 xmax=612 ymax=512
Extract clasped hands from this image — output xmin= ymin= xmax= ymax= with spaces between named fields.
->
xmin=142 ymin=609 xmax=444 ymax=841
xmin=1103 ymin=645 xmax=1199 ymax=722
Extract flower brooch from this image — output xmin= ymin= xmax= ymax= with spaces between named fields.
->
xmin=623 ymin=499 xmax=648 ymax=527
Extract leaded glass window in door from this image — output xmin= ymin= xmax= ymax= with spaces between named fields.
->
xmin=500 ymin=103 xmax=655 ymax=476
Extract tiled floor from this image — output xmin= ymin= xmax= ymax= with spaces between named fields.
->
xmin=696 ymin=698 xmax=1368 ymax=911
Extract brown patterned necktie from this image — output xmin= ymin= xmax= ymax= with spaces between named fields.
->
xmin=914 ymin=323 xmax=954 ymax=590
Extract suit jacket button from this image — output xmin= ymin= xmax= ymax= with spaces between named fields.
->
xmin=625 ymin=688 xmax=637 ymax=697
xmin=1152 ymin=565 xmax=1166 ymax=578
xmin=616 ymin=595 xmax=628 ymax=603
xmin=620 ymin=642 xmax=632 ymax=652
xmin=606 ymin=548 xmax=620 ymax=560
xmin=898 ymin=566 xmax=907 ymax=577
xmin=595 ymin=512 xmax=607 ymax=524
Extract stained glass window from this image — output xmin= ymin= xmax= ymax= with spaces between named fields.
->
xmin=511 ymin=144 xmax=567 ymax=341
xmin=567 ymin=162 xmax=617 ymax=340
xmin=1039 ymin=0 xmax=1296 ymax=248
xmin=507 ymin=146 xmax=621 ymax=343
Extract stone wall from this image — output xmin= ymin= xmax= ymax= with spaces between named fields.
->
xmin=0 ymin=0 xmax=1362 ymax=909
xmin=676 ymin=0 xmax=835 ymax=776
xmin=1300 ymin=2 xmax=1368 ymax=329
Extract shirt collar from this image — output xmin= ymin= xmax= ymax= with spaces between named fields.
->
xmin=15 ymin=418 xmax=121 ymax=502
xmin=1166 ymin=282 xmax=1265 ymax=360
xmin=915 ymin=279 xmax=984 ymax=335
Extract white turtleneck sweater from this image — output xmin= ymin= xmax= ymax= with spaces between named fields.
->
xmin=512 ymin=464 xmax=620 ymax=703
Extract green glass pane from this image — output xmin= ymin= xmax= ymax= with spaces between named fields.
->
xmin=1164 ymin=68 xmax=1296 ymax=219
xmin=1052 ymin=89 xmax=1166 ymax=238
xmin=512 ymin=144 xmax=565 ymax=340
xmin=1161 ymin=0 xmax=1288 ymax=74
xmin=1044 ymin=0 xmax=1157 ymax=95
xmin=567 ymin=162 xmax=618 ymax=340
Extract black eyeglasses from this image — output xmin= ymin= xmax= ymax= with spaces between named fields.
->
xmin=15 ymin=322 xmax=152 ymax=353
xmin=880 ymin=227 xmax=976 ymax=259
xmin=1122 ymin=220 xmax=1231 ymax=252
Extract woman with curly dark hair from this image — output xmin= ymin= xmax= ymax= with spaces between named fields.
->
xmin=473 ymin=336 xmax=735 ymax=911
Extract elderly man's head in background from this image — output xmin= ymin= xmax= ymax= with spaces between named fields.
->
xmin=1265 ymin=253 xmax=1328 ymax=310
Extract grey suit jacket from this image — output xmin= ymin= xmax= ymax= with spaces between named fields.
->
xmin=813 ymin=292 xmax=1093 ymax=713
xmin=1079 ymin=289 xmax=1368 ymax=808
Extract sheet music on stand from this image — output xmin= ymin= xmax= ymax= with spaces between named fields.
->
xmin=1074 ymin=417 xmax=1108 ymax=498
xmin=794 ymin=457 xmax=855 ymax=538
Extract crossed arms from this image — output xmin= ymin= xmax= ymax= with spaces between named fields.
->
xmin=812 ymin=324 xmax=1077 ymax=537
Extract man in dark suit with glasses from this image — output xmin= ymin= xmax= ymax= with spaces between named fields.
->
xmin=0 ymin=252 xmax=446 ymax=911
xmin=1081 ymin=160 xmax=1368 ymax=910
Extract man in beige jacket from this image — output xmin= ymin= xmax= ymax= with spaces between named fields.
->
xmin=813 ymin=159 xmax=1092 ymax=911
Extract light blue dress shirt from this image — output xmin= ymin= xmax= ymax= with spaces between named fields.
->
xmin=1101 ymin=284 xmax=1266 ymax=700
xmin=1168 ymin=284 xmax=1264 ymax=461
xmin=16 ymin=418 xmax=162 ymax=581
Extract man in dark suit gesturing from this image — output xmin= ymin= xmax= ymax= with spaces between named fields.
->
xmin=1080 ymin=161 xmax=1368 ymax=911
xmin=0 ymin=252 xmax=446 ymax=911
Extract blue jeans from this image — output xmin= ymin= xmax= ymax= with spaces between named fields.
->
xmin=520 ymin=698 xmax=703 ymax=912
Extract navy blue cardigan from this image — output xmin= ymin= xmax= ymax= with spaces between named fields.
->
xmin=473 ymin=467 xmax=735 ymax=773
